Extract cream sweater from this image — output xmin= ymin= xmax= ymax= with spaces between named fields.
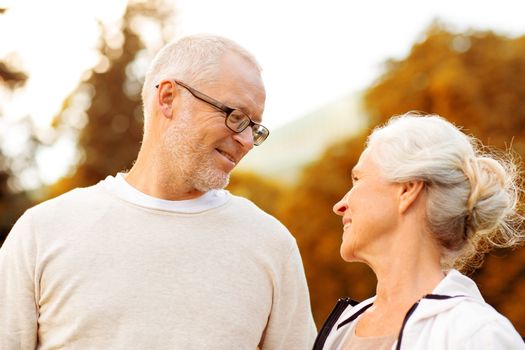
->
xmin=0 ymin=180 xmax=316 ymax=349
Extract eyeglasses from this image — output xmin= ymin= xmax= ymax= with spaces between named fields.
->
xmin=156 ymin=80 xmax=269 ymax=146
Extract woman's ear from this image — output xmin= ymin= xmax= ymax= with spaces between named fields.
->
xmin=399 ymin=180 xmax=425 ymax=214
xmin=157 ymin=81 xmax=176 ymax=119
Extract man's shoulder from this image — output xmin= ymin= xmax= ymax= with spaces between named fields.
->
xmin=7 ymin=183 xmax=108 ymax=241
xmin=25 ymin=182 xmax=106 ymax=219
xmin=226 ymin=194 xmax=296 ymax=244
xmin=228 ymin=194 xmax=284 ymax=225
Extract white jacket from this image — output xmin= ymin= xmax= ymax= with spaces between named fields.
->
xmin=314 ymin=269 xmax=524 ymax=349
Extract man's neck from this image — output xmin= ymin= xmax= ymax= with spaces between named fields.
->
xmin=126 ymin=149 xmax=205 ymax=201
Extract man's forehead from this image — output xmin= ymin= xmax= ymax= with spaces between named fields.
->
xmin=211 ymin=81 xmax=265 ymax=119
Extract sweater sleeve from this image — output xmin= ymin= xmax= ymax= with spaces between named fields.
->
xmin=259 ymin=240 xmax=317 ymax=350
xmin=464 ymin=319 xmax=525 ymax=350
xmin=0 ymin=211 xmax=39 ymax=349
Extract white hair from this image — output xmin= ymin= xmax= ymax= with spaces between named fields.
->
xmin=141 ymin=34 xmax=262 ymax=128
xmin=367 ymin=112 xmax=524 ymax=271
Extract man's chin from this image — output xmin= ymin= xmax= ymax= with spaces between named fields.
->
xmin=194 ymin=172 xmax=230 ymax=192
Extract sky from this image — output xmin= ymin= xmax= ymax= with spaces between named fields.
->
xmin=173 ymin=0 xmax=525 ymax=128
xmin=1 ymin=0 xmax=525 ymax=186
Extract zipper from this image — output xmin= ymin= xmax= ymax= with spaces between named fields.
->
xmin=312 ymin=297 xmax=355 ymax=350
xmin=315 ymin=293 xmax=462 ymax=349
xmin=395 ymin=294 xmax=462 ymax=349
xmin=395 ymin=300 xmax=420 ymax=350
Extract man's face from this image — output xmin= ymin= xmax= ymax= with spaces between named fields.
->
xmin=162 ymin=52 xmax=266 ymax=192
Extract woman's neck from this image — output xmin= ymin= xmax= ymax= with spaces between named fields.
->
xmin=372 ymin=232 xmax=444 ymax=308
xmin=354 ymin=241 xmax=444 ymax=337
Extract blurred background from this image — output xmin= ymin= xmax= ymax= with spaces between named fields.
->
xmin=1 ymin=0 xmax=525 ymax=334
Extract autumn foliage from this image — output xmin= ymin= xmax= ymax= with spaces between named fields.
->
xmin=2 ymin=11 xmax=525 ymax=336
xmin=361 ymin=25 xmax=525 ymax=334
xmin=264 ymin=25 xmax=525 ymax=332
xmin=236 ymin=25 xmax=525 ymax=332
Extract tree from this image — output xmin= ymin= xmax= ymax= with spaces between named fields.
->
xmin=0 ymin=6 xmax=30 ymax=245
xmin=278 ymin=24 xmax=525 ymax=332
xmin=1 ymin=1 xmax=173 ymax=243
xmin=363 ymin=23 xmax=525 ymax=333
xmin=278 ymin=134 xmax=377 ymax=325
xmin=0 ymin=62 xmax=27 ymax=88
xmin=228 ymin=171 xmax=287 ymax=219
xmin=49 ymin=0 xmax=173 ymax=197
xmin=364 ymin=23 xmax=525 ymax=155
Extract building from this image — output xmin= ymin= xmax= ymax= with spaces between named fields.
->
xmin=235 ymin=92 xmax=367 ymax=183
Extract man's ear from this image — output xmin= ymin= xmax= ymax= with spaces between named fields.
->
xmin=157 ymin=81 xmax=176 ymax=119
xmin=399 ymin=180 xmax=425 ymax=214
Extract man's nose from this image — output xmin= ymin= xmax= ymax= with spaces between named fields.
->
xmin=233 ymin=127 xmax=254 ymax=151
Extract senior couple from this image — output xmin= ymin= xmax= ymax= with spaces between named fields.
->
xmin=1 ymin=34 xmax=523 ymax=349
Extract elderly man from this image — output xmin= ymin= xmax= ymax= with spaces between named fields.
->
xmin=0 ymin=35 xmax=316 ymax=349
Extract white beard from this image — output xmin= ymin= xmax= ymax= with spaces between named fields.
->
xmin=161 ymin=111 xmax=230 ymax=193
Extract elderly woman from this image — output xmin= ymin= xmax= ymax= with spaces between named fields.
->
xmin=313 ymin=113 xmax=525 ymax=349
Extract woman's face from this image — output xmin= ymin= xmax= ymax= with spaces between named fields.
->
xmin=333 ymin=148 xmax=403 ymax=263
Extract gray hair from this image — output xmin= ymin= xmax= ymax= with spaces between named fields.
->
xmin=141 ymin=34 xmax=262 ymax=126
xmin=367 ymin=112 xmax=524 ymax=271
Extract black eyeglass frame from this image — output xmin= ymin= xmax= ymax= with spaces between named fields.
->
xmin=155 ymin=80 xmax=269 ymax=146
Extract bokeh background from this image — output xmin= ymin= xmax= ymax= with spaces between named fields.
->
xmin=2 ymin=0 xmax=525 ymax=335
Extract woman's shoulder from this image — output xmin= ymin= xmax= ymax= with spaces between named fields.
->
xmin=446 ymin=296 xmax=512 ymax=324
xmin=435 ymin=297 xmax=523 ymax=346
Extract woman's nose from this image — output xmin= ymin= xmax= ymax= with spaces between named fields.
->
xmin=333 ymin=194 xmax=348 ymax=216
